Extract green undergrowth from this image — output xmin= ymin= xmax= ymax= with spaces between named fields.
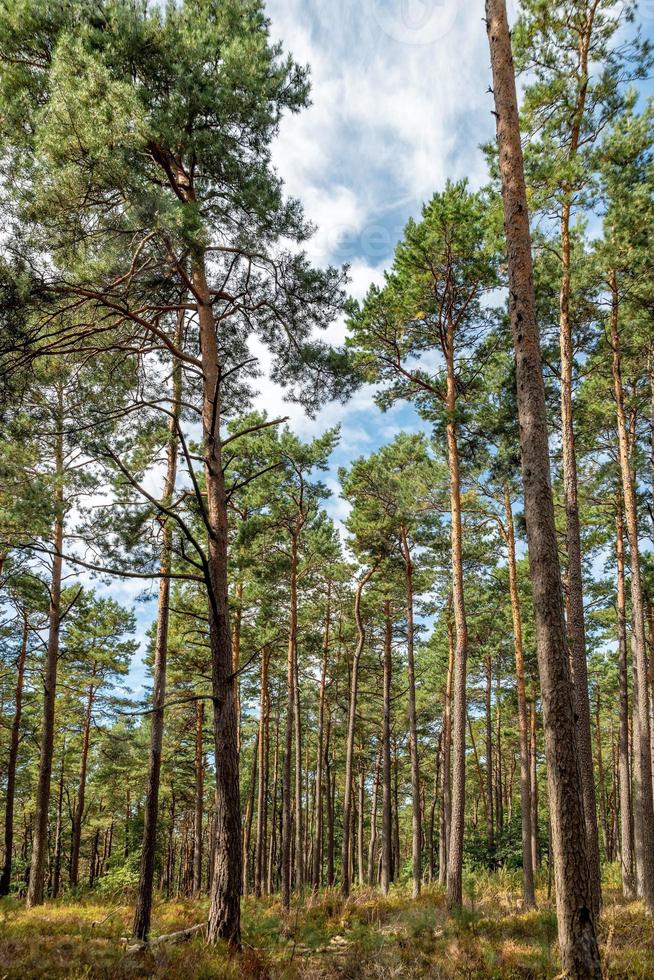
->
xmin=1 ymin=874 xmax=653 ymax=978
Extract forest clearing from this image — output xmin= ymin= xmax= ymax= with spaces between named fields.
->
xmin=2 ymin=878 xmax=654 ymax=978
xmin=2 ymin=0 xmax=654 ymax=977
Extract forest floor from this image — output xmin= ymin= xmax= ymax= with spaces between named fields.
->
xmin=1 ymin=874 xmax=653 ymax=979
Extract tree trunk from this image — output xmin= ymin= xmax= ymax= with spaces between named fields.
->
xmin=255 ymin=647 xmax=270 ymax=898
xmin=267 ymin=705 xmax=280 ymax=896
xmin=559 ymin=196 xmax=602 ymax=917
xmin=242 ymin=731 xmax=258 ymax=897
xmin=341 ymin=566 xmax=375 ymax=896
xmin=484 ymin=657 xmax=494 ymax=854
xmin=194 ymin=259 xmax=241 ymax=947
xmin=326 ymin=730 xmax=335 ymax=887
xmin=70 ymin=674 xmax=96 ymax=886
xmin=357 ymin=764 xmax=365 ymax=886
xmin=281 ymin=534 xmax=299 ymax=911
xmin=530 ymin=699 xmax=539 ymax=873
xmin=595 ymin=690 xmax=609 ymax=859
xmin=439 ymin=624 xmax=454 ymax=887
xmin=485 ymin=4 xmax=601 ymax=971
xmin=132 ymin=314 xmax=182 ymax=941
xmin=504 ymin=487 xmax=535 ymax=907
xmin=27 ymin=389 xmax=65 ymax=909
xmin=610 ymin=271 xmax=654 ymax=913
xmin=445 ymin=327 xmax=469 ymax=911
xmin=400 ymin=528 xmax=422 ymax=898
xmin=312 ymin=584 xmax=330 ymax=890
xmin=193 ymin=700 xmax=205 ymax=897
xmin=381 ymin=599 xmax=393 ymax=896
xmin=0 ymin=610 xmax=28 ymax=896
xmin=368 ymin=744 xmax=381 ymax=886
xmin=50 ymin=751 xmax=65 ymax=899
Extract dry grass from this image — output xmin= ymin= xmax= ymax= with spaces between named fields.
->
xmin=1 ymin=876 xmax=653 ymax=978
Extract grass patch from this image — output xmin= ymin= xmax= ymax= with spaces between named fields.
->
xmin=0 ymin=879 xmax=652 ymax=977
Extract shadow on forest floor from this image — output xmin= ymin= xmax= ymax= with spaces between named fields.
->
xmin=1 ymin=874 xmax=653 ymax=978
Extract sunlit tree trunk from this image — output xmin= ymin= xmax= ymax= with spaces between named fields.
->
xmin=486 ymin=3 xmax=601 ymax=971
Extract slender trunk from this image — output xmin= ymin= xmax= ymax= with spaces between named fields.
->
xmin=368 ymin=744 xmax=381 ymax=886
xmin=293 ymin=601 xmax=304 ymax=893
xmin=486 ymin=6 xmax=601 ymax=971
xmin=595 ymin=691 xmax=609 ymax=858
xmin=428 ymin=733 xmax=441 ymax=883
xmin=484 ymin=657 xmax=494 ymax=854
xmin=0 ymin=610 xmax=28 ymax=895
xmin=439 ymin=624 xmax=454 ymax=887
xmin=559 ymin=198 xmax=601 ymax=917
xmin=132 ymin=313 xmax=182 ymax=940
xmin=70 ymin=674 xmax=96 ymax=885
xmin=242 ymin=731 xmax=258 ymax=897
xmin=281 ymin=534 xmax=299 ymax=911
xmin=341 ymin=566 xmax=375 ymax=896
xmin=504 ymin=487 xmax=535 ymax=907
xmin=495 ymin=670 xmax=503 ymax=835
xmin=468 ymin=715 xmax=488 ymax=826
xmin=392 ymin=739 xmax=401 ymax=880
xmin=312 ymin=585 xmax=330 ymax=890
xmin=610 ymin=271 xmax=654 ymax=913
xmin=232 ymin=581 xmax=243 ymax=755
xmin=530 ymin=699 xmax=539 ymax=874
xmin=445 ymin=333 xmax=469 ymax=909
xmin=357 ymin=765 xmax=365 ymax=886
xmin=193 ymin=700 xmax=205 ymax=897
xmin=326 ymin=726 xmax=335 ymax=887
xmin=381 ymin=599 xmax=393 ymax=896
xmin=400 ymin=529 xmax=422 ymax=897
xmin=50 ymin=751 xmax=65 ymax=899
xmin=267 ymin=706 xmax=280 ymax=896
xmin=195 ymin=259 xmax=241 ymax=947
xmin=255 ymin=648 xmax=270 ymax=898
xmin=27 ymin=389 xmax=65 ymax=909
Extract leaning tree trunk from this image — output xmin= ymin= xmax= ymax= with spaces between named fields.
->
xmin=0 ymin=610 xmax=28 ymax=896
xmin=400 ymin=528 xmax=422 ymax=898
xmin=486 ymin=3 xmax=601 ymax=973
xmin=381 ymin=599 xmax=393 ymax=896
xmin=195 ymin=258 xmax=241 ymax=947
xmin=610 ymin=271 xmax=654 ymax=914
xmin=70 ymin=673 xmax=96 ymax=886
xmin=132 ymin=313 xmax=183 ymax=941
xmin=445 ymin=329 xmax=469 ymax=911
xmin=27 ymin=390 xmax=65 ymax=910
xmin=341 ymin=566 xmax=376 ymax=897
xmin=504 ymin=487 xmax=535 ymax=907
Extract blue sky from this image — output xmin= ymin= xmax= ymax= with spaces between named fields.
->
xmin=117 ymin=0 xmax=654 ymax=694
